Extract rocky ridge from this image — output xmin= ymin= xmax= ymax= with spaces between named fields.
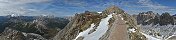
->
xmin=52 ymin=6 xmax=146 ymax=40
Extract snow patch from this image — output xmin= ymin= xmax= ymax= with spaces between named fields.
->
xmin=74 ymin=23 xmax=95 ymax=40
xmin=141 ymin=24 xmax=176 ymax=39
xmin=11 ymin=14 xmax=15 ymax=17
xmin=128 ymin=28 xmax=136 ymax=33
xmin=141 ymin=32 xmax=161 ymax=40
xmin=83 ymin=14 xmax=113 ymax=40
xmin=22 ymin=32 xmax=27 ymax=36
xmin=118 ymin=14 xmax=122 ymax=17
xmin=118 ymin=14 xmax=124 ymax=20
xmin=166 ymin=35 xmax=176 ymax=40
xmin=74 ymin=14 xmax=113 ymax=40
xmin=144 ymin=18 xmax=152 ymax=22
xmin=33 ymin=20 xmax=38 ymax=23
xmin=166 ymin=32 xmax=176 ymax=40
xmin=97 ymin=12 xmax=102 ymax=14
xmin=9 ymin=14 xmax=19 ymax=17
xmin=34 ymin=39 xmax=37 ymax=40
xmin=121 ymin=18 xmax=124 ymax=20
xmin=143 ymin=14 xmax=148 ymax=15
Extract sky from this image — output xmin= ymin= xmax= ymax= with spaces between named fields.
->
xmin=0 ymin=0 xmax=175 ymax=16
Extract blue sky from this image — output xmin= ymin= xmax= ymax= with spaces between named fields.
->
xmin=0 ymin=0 xmax=175 ymax=16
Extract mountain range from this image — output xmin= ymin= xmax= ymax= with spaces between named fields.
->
xmin=0 ymin=6 xmax=175 ymax=40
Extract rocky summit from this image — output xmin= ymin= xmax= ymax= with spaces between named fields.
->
xmin=52 ymin=6 xmax=146 ymax=40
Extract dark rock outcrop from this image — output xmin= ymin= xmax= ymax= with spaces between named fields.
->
xmin=136 ymin=11 xmax=155 ymax=25
xmin=159 ymin=12 xmax=174 ymax=25
xmin=136 ymin=11 xmax=175 ymax=25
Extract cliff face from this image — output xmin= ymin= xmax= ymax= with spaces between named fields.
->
xmin=136 ymin=11 xmax=156 ymax=25
xmin=52 ymin=6 xmax=146 ymax=40
xmin=136 ymin=11 xmax=175 ymax=25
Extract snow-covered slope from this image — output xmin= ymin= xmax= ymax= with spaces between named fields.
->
xmin=141 ymin=32 xmax=160 ymax=40
xmin=74 ymin=23 xmax=95 ymax=40
xmin=97 ymin=12 xmax=102 ymax=14
xmin=140 ymin=24 xmax=176 ymax=40
xmin=74 ymin=14 xmax=113 ymax=40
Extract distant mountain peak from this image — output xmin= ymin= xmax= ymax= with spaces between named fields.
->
xmin=7 ymin=14 xmax=20 ymax=17
xmin=104 ymin=6 xmax=124 ymax=14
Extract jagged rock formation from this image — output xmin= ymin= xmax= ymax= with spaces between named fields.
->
xmin=136 ymin=11 xmax=175 ymax=25
xmin=135 ymin=11 xmax=176 ymax=40
xmin=159 ymin=12 xmax=174 ymax=25
xmin=136 ymin=11 xmax=156 ymax=25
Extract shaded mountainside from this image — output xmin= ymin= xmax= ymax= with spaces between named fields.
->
xmin=0 ymin=16 xmax=69 ymax=40
xmin=136 ymin=11 xmax=175 ymax=25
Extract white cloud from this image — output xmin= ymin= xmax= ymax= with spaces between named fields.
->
xmin=0 ymin=0 xmax=49 ymax=4
xmin=121 ymin=0 xmax=176 ymax=14
xmin=137 ymin=0 xmax=172 ymax=10
xmin=0 ymin=0 xmax=50 ymax=16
